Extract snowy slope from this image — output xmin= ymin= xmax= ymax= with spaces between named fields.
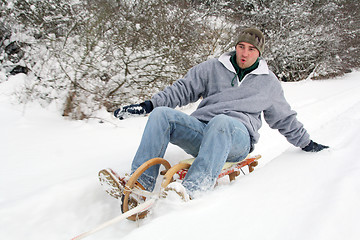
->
xmin=1 ymin=72 xmax=360 ymax=240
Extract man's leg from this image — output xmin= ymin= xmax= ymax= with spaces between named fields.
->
xmin=182 ymin=114 xmax=251 ymax=194
xmin=131 ymin=107 xmax=206 ymax=191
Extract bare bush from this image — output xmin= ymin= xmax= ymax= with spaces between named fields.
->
xmin=1 ymin=0 xmax=359 ymax=119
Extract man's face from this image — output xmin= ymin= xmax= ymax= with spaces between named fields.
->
xmin=235 ymin=42 xmax=260 ymax=69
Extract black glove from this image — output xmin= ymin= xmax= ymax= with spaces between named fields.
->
xmin=302 ymin=140 xmax=329 ymax=152
xmin=114 ymin=100 xmax=153 ymax=120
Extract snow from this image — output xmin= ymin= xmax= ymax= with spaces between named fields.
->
xmin=1 ymin=72 xmax=360 ymax=240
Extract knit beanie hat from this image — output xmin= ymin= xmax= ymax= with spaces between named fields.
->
xmin=235 ymin=28 xmax=265 ymax=55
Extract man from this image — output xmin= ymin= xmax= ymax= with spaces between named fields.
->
xmin=106 ymin=28 xmax=328 ymax=200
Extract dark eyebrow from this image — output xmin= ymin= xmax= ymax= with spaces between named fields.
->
xmin=237 ymin=43 xmax=256 ymax=49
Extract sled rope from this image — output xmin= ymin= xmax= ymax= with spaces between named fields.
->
xmin=71 ymin=198 xmax=156 ymax=240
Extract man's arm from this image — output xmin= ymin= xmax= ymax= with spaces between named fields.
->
xmin=150 ymin=62 xmax=208 ymax=108
xmin=263 ymin=82 xmax=328 ymax=152
xmin=114 ymin=61 xmax=209 ymax=119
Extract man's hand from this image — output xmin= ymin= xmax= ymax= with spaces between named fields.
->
xmin=114 ymin=100 xmax=153 ymax=120
xmin=302 ymin=140 xmax=329 ymax=152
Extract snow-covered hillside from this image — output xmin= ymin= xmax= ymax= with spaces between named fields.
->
xmin=1 ymin=72 xmax=360 ymax=240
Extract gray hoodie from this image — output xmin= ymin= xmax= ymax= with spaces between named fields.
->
xmin=151 ymin=51 xmax=310 ymax=149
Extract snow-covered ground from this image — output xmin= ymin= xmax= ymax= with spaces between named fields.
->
xmin=1 ymin=72 xmax=360 ymax=240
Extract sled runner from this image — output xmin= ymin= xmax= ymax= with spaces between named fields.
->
xmin=101 ymin=154 xmax=261 ymax=221
xmin=72 ymin=155 xmax=261 ymax=239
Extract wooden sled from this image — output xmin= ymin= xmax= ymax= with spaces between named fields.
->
xmin=122 ymin=155 xmax=261 ymax=220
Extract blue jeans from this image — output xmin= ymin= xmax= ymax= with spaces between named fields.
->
xmin=131 ymin=107 xmax=251 ymax=194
